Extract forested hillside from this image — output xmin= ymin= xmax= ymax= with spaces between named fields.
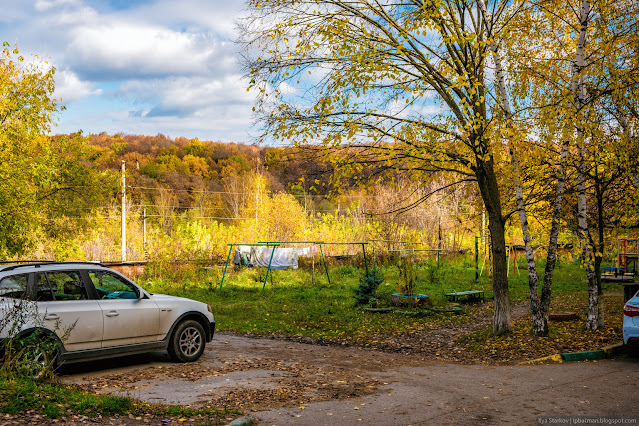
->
xmin=11 ymin=132 xmax=480 ymax=262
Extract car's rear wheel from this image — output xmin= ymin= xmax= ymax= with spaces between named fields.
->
xmin=625 ymin=344 xmax=639 ymax=357
xmin=168 ymin=320 xmax=205 ymax=362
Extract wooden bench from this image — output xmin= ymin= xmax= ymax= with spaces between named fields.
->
xmin=445 ymin=290 xmax=484 ymax=302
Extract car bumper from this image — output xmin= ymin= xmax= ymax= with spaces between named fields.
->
xmin=623 ymin=320 xmax=639 ymax=346
xmin=624 ymin=334 xmax=639 ymax=347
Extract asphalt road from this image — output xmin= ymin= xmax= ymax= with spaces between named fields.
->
xmin=62 ymin=332 xmax=639 ymax=425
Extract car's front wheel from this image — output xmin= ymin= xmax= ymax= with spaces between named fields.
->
xmin=168 ymin=320 xmax=206 ymax=362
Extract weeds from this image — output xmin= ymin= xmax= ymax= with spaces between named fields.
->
xmin=397 ymin=257 xmax=417 ymax=296
xmin=0 ymin=299 xmax=72 ymax=380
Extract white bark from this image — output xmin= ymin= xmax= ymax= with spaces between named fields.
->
xmin=570 ymin=0 xmax=600 ymax=330
xmin=540 ymin=141 xmax=568 ymax=321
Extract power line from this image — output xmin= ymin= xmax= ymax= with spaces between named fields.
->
xmin=127 ymin=186 xmax=373 ymax=198
xmin=51 ymin=214 xmax=321 ymax=221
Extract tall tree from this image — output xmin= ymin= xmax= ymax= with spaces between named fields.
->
xmin=483 ymin=0 xmax=594 ymax=336
xmin=0 ymin=43 xmax=58 ymax=256
xmin=0 ymin=43 xmax=115 ymax=258
xmin=241 ymin=0 xmax=522 ymax=332
xmin=477 ymin=0 xmax=561 ymax=336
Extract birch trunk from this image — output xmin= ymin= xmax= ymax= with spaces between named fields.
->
xmin=578 ymin=139 xmax=599 ymax=330
xmin=540 ymin=142 xmax=568 ymax=322
xmin=593 ymin=181 xmax=605 ymax=329
xmin=478 ymin=0 xmax=557 ymax=335
xmin=570 ymin=0 xmax=600 ymax=330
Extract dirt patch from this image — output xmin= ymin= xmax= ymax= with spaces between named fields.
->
xmin=69 ymin=345 xmax=390 ymax=413
xmin=196 ymin=361 xmax=379 ymax=411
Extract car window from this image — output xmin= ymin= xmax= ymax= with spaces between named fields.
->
xmin=46 ymin=271 xmax=88 ymax=301
xmin=0 ymin=274 xmax=29 ymax=299
xmin=88 ymin=271 xmax=139 ymax=300
xmin=34 ymin=274 xmax=55 ymax=301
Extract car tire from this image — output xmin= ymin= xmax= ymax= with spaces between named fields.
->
xmin=17 ymin=334 xmax=60 ymax=379
xmin=168 ymin=320 xmax=206 ymax=363
xmin=625 ymin=344 xmax=639 ymax=357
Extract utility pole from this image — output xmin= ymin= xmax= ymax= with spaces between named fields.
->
xmin=121 ymin=160 xmax=127 ymax=262
xmin=438 ymin=217 xmax=442 ymax=265
xmin=143 ymin=207 xmax=147 ymax=258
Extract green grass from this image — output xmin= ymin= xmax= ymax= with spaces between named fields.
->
xmin=0 ymin=370 xmax=237 ymax=422
xmin=139 ymin=256 xmax=596 ymax=343
xmin=0 ymin=373 xmax=133 ymax=418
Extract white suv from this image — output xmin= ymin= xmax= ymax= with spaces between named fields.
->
xmin=0 ymin=262 xmax=215 ymax=365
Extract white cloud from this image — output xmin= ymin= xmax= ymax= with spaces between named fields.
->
xmin=62 ymin=20 xmax=224 ymax=79
xmin=277 ymin=82 xmax=297 ymax=95
xmin=116 ymin=73 xmax=252 ymax=117
xmin=35 ymin=0 xmax=82 ymax=12
xmin=383 ymin=99 xmax=443 ymax=120
xmin=54 ymin=69 xmax=102 ymax=103
xmin=417 ymin=105 xmax=443 ymax=115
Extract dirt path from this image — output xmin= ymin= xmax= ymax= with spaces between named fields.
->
xmin=63 ymin=333 xmax=429 ymax=410
xmin=59 ymin=332 xmax=639 ymax=425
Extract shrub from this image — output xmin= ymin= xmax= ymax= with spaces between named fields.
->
xmin=353 ymin=269 xmax=384 ymax=305
xmin=397 ymin=257 xmax=417 ymax=296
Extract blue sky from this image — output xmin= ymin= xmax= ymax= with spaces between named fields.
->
xmin=1 ymin=0 xmax=254 ymax=143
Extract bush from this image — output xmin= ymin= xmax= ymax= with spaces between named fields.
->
xmin=397 ymin=257 xmax=417 ymax=296
xmin=2 ymin=330 xmax=61 ymax=380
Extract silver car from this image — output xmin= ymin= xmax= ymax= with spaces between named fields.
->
xmin=0 ymin=262 xmax=215 ymax=365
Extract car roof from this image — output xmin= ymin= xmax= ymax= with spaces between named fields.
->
xmin=0 ymin=262 xmax=110 ymax=276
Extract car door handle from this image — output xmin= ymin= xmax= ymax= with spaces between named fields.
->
xmin=105 ymin=311 xmax=119 ymax=317
xmin=44 ymin=314 xmax=59 ymax=320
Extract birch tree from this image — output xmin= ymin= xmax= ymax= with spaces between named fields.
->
xmin=486 ymin=0 xmax=593 ymax=336
xmin=476 ymin=0 xmax=566 ymax=336
xmin=241 ymin=0 xmax=518 ymax=332
xmin=506 ymin=0 xmax=639 ymax=330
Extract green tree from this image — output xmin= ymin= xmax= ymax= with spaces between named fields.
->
xmin=0 ymin=43 xmax=58 ymax=136
xmin=0 ymin=44 xmax=116 ymax=258
xmin=0 ymin=43 xmax=58 ymax=256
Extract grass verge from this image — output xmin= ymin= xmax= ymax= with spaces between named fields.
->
xmin=0 ymin=371 xmax=239 ymax=424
